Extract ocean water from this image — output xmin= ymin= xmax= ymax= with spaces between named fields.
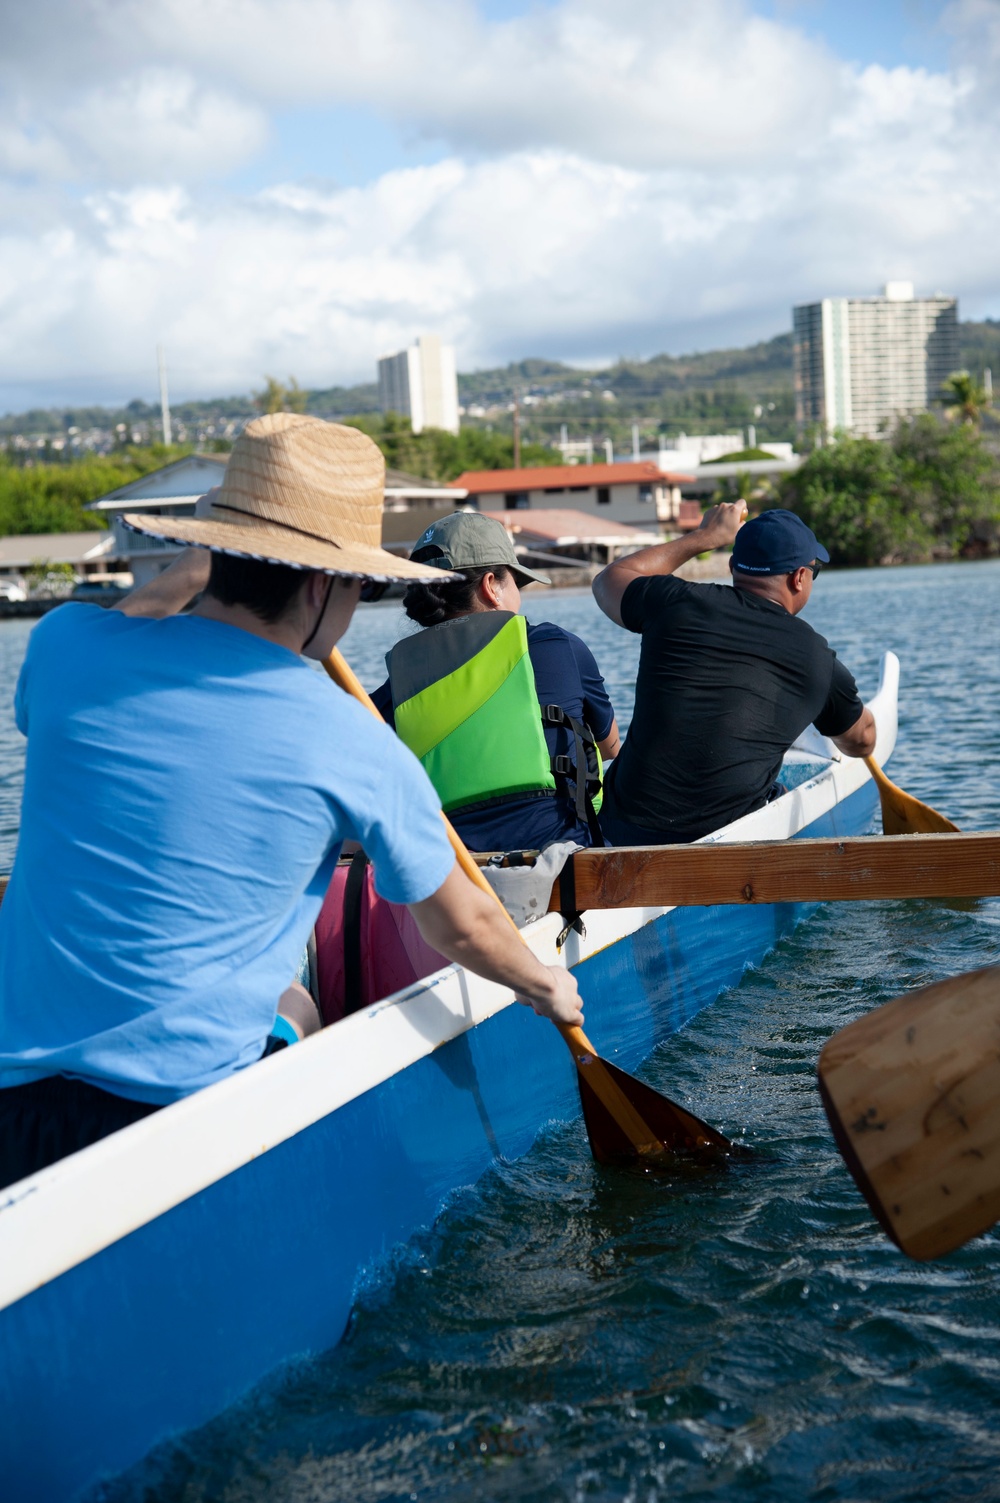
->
xmin=2 ymin=563 xmax=999 ymax=1501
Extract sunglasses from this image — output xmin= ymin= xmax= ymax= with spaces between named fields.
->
xmin=359 ymin=579 xmax=389 ymax=603
xmin=806 ymin=559 xmax=823 ymax=578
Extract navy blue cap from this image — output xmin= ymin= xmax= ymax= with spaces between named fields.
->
xmin=731 ymin=509 xmax=830 ymax=575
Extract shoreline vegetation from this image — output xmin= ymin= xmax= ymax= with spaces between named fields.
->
xmin=756 ymin=415 xmax=1000 ymax=568
xmin=0 ymin=416 xmax=997 ymax=572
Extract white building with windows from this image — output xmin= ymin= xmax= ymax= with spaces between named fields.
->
xmin=793 ymin=283 xmax=959 ymax=440
xmin=377 ymin=335 xmax=460 ymax=435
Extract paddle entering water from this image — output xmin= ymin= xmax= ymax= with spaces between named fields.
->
xmin=323 ymin=646 xmax=736 ymax=1168
xmin=865 ymin=755 xmax=958 ymax=835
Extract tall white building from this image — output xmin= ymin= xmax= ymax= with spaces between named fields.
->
xmin=793 ymin=283 xmax=959 ymax=440
xmin=377 ymin=334 xmax=460 ymax=435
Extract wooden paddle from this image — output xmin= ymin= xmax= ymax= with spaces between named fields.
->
xmin=323 ymin=646 xmax=736 ymax=1167
xmin=818 ymin=966 xmax=1000 ymax=1260
xmin=865 ymin=755 xmax=958 ymax=835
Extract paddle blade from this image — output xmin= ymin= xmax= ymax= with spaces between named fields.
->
xmin=575 ymin=1054 xmax=736 ymax=1168
xmin=866 ymin=756 xmax=958 ymax=835
xmin=819 ymin=966 xmax=1000 ymax=1260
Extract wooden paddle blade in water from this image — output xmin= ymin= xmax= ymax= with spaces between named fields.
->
xmin=574 ymin=1053 xmax=735 ymax=1167
xmin=819 ymin=966 xmax=1000 ymax=1260
xmin=865 ymin=756 xmax=959 ymax=835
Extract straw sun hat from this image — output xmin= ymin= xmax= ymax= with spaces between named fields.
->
xmin=123 ymin=413 xmax=451 ymax=583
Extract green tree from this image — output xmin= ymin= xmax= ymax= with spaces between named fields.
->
xmin=775 ymin=417 xmax=1000 ymax=565
xmin=941 ymin=371 xmax=989 ymax=427
xmin=893 ymin=413 xmax=998 ymax=555
xmin=254 ymin=376 xmax=287 ymax=415
xmin=285 ymin=377 xmax=308 ymax=414
xmin=253 ymin=375 xmax=308 ymax=415
xmin=776 ymin=436 xmax=916 ymax=566
xmin=0 ymin=447 xmax=191 ymax=536
xmin=342 ymin=413 xmax=557 ymax=482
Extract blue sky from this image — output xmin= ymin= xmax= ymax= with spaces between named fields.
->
xmin=0 ymin=0 xmax=996 ymax=410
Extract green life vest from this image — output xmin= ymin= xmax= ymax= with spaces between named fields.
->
xmin=388 ymin=612 xmax=602 ymax=829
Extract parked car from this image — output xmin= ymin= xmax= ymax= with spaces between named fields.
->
xmin=0 ymin=581 xmax=27 ymax=603
xmin=69 ymin=581 xmax=129 ymax=604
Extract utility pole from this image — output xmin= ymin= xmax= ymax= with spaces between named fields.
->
xmin=985 ymin=369 xmax=993 ymax=404
xmin=632 ymin=423 xmax=640 ymax=461
xmin=513 ymin=386 xmax=521 ymax=470
xmin=157 ymin=345 xmax=172 ymax=447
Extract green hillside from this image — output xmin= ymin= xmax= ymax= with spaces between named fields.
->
xmin=2 ymin=321 xmax=997 ymax=450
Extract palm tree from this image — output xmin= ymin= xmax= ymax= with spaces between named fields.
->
xmin=941 ymin=370 xmax=989 ymax=427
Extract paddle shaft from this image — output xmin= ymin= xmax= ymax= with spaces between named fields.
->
xmin=322 ymin=647 xmax=687 ymax=1155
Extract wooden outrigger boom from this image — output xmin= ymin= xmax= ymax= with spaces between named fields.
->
xmin=548 ymin=832 xmax=1000 ymax=912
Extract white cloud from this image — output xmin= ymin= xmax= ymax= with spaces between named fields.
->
xmin=0 ymin=0 xmax=998 ymax=409
xmin=0 ymin=0 xmax=842 ymax=174
xmin=65 ymin=71 xmax=268 ymax=183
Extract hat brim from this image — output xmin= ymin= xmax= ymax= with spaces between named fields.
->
xmin=510 ymin=564 xmax=551 ymax=587
xmin=122 ymin=513 xmax=457 ymax=583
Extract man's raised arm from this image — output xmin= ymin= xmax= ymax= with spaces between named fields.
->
xmin=592 ymin=501 xmax=746 ymax=626
xmin=118 ymin=548 xmax=211 ymax=619
xmin=118 ymin=487 xmax=215 ymax=619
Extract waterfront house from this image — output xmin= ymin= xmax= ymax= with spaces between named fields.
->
xmin=88 ymin=455 xmax=466 ymax=585
xmin=451 ymin=462 xmax=694 ymax=530
xmin=0 ymin=531 xmax=121 ymax=589
xmin=480 ymin=509 xmax=664 ymax=570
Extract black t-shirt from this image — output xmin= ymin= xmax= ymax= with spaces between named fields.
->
xmin=604 ymin=576 xmax=864 ymax=842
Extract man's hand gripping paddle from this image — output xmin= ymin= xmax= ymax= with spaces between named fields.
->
xmin=324 ymin=647 xmax=737 ymax=1169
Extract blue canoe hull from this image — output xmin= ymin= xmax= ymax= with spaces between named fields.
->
xmin=0 ymin=778 xmax=877 ymax=1501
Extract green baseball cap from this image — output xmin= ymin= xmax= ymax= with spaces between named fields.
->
xmin=410 ymin=511 xmax=550 ymax=586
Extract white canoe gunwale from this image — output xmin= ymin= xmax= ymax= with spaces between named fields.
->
xmin=0 ymin=652 xmax=899 ymax=1501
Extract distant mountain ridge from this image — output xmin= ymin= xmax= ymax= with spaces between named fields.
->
xmin=3 ymin=322 xmax=998 ymax=440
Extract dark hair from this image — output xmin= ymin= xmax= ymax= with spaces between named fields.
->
xmin=205 ymin=552 xmax=309 ymax=623
xmin=403 ymin=565 xmax=510 ymax=628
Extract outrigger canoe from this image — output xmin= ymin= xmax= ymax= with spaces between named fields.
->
xmin=0 ymin=652 xmax=900 ymax=1501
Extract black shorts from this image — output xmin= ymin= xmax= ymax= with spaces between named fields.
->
xmin=0 ymin=1036 xmax=289 ymax=1192
xmin=0 ymin=1075 xmax=160 ymax=1192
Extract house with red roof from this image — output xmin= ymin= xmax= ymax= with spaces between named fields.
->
xmin=451 ymin=461 xmax=696 ymax=531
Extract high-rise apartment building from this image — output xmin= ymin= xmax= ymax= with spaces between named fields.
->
xmin=793 ymin=283 xmax=959 ymax=440
xmin=377 ymin=334 xmax=460 ymax=435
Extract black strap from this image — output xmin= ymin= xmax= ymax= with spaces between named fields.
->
xmin=541 ymin=704 xmax=605 ymax=847
xmin=343 ymin=850 xmax=370 ymax=1017
xmin=212 ymin=501 xmax=343 ymax=552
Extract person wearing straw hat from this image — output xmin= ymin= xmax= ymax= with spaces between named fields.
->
xmin=0 ymin=414 xmax=581 ymax=1190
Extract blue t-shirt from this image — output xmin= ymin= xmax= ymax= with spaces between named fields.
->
xmin=372 ymin=619 xmax=615 ymax=853
xmin=0 ymin=605 xmax=455 ymax=1104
